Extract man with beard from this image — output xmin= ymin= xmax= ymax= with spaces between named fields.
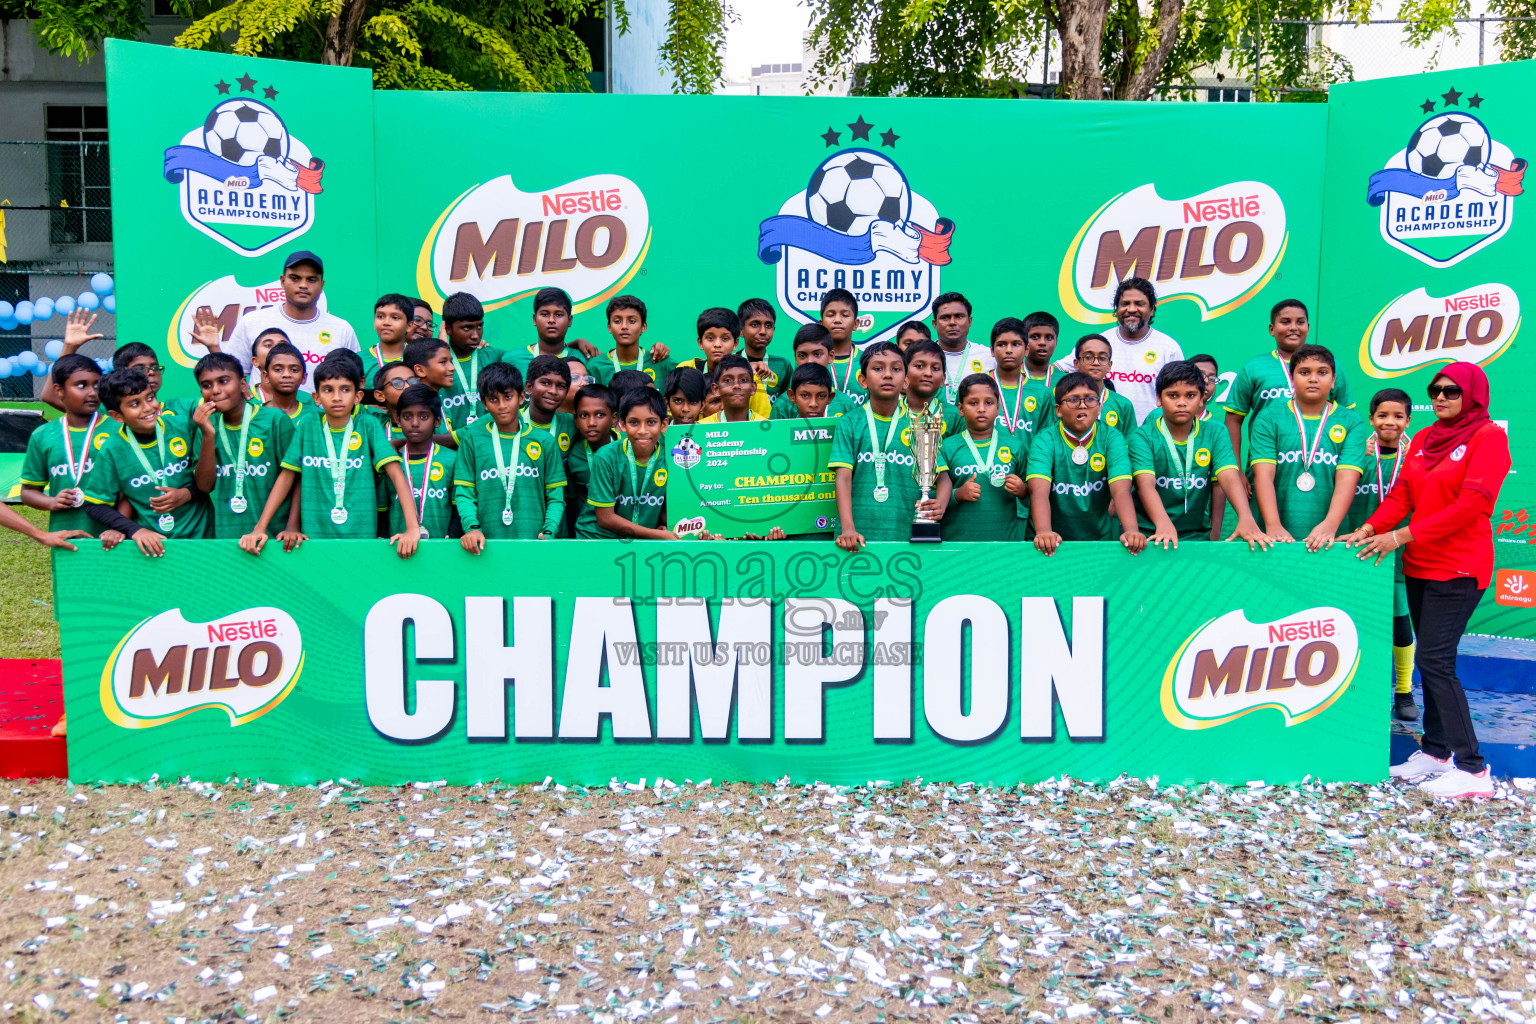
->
xmin=1056 ymin=277 xmax=1182 ymax=423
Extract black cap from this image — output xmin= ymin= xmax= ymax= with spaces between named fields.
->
xmin=283 ymin=250 xmax=323 ymax=274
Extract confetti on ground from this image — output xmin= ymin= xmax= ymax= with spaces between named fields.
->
xmin=3 ymin=773 xmax=1536 ymax=1021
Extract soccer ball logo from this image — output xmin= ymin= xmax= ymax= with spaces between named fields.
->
xmin=806 ymin=150 xmax=910 ymax=236
xmin=203 ymin=100 xmax=287 ymax=166
xmin=1406 ymin=113 xmax=1487 ymax=179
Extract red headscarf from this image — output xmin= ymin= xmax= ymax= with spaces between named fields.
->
xmin=1420 ymin=361 xmax=1492 ymax=469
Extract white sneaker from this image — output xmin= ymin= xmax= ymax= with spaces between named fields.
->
xmin=1389 ymin=749 xmax=1451 ymax=781
xmin=1419 ymin=766 xmax=1494 ymax=799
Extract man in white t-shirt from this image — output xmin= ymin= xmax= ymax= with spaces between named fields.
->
xmin=1054 ymin=276 xmax=1181 ymax=423
xmin=223 ymin=250 xmax=361 ymax=392
xmin=931 ymin=291 xmax=995 ymax=402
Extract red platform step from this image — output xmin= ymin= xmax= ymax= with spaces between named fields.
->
xmin=0 ymin=659 xmax=67 ymax=779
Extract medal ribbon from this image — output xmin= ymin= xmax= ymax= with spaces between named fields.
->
xmin=60 ymin=411 xmax=98 ymax=489
xmin=124 ymin=418 xmax=170 ymax=484
xmin=993 ymin=372 xmax=1025 ymax=432
xmin=1289 ymin=400 xmax=1333 ymax=479
xmin=489 ymin=423 xmax=524 ymax=518
xmin=962 ymin=431 xmax=997 ymax=479
xmin=863 ymin=403 xmax=904 ymax=496
xmin=623 ymin=438 xmax=660 ymax=509
xmin=1061 ymin=422 xmax=1096 ymax=479
xmin=320 ymin=416 xmax=356 ymax=515
xmin=407 ymin=442 xmax=435 ymax=527
xmin=832 ymin=354 xmax=857 ymax=394
xmin=1156 ymin=417 xmax=1198 ymax=515
xmin=1376 ymin=434 xmax=1409 ymax=501
xmin=216 ymin=408 xmax=254 ymax=508
xmin=463 ymin=349 xmax=483 ymax=417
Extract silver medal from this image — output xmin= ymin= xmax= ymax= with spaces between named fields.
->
xmin=990 ymin=467 xmax=1007 ymax=487
xmin=419 ymin=527 xmax=430 ymax=540
xmin=229 ymin=495 xmax=248 ymax=514
xmin=69 ymin=490 xmax=85 ymax=508
xmin=1071 ymin=446 xmax=1090 ymax=465
xmin=1295 ymin=471 xmax=1315 ymax=492
xmin=872 ymin=486 xmax=889 ymax=503
xmin=331 ymin=506 xmax=349 ymax=525
xmin=157 ymin=513 xmax=175 ymax=532
xmin=502 ymin=508 xmax=514 ymax=526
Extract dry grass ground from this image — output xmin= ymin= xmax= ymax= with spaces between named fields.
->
xmin=3 ymin=774 xmax=1535 ymax=1023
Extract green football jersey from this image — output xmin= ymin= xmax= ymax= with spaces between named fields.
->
xmin=576 ymin=438 xmax=666 ymax=538
xmin=156 ymin=396 xmax=201 ymax=420
xmin=260 ymin=389 xmax=317 ymax=422
xmin=1127 ymin=417 xmax=1237 ymax=537
xmin=1224 ymin=351 xmax=1357 ymax=421
xmin=359 ymin=341 xmax=407 ymax=385
xmin=769 ymin=390 xmax=856 ymax=419
xmin=441 ymin=346 xmax=505 ymax=430
xmin=19 ymin=413 xmax=115 ymax=535
xmin=903 ymin=395 xmax=962 ymax=438
xmin=938 ymin=427 xmax=1027 ymax=542
xmin=452 ymin=421 xmax=566 ymax=539
xmin=828 ymin=353 xmax=869 ymax=407
xmin=590 ymin=349 xmax=677 ymax=389
xmin=994 ymin=375 xmax=1052 ymax=441
xmin=1024 ymin=422 xmax=1131 ymax=542
xmin=1246 ymin=400 xmax=1368 ymax=537
xmin=279 ymin=412 xmax=401 ymax=539
xmin=1347 ymin=443 xmax=1409 ymax=533
xmin=504 ymin=342 xmax=587 ymax=376
xmin=82 ymin=411 xmax=211 ymax=539
xmin=199 ymin=405 xmax=295 ymax=539
xmin=1038 ymin=384 xmax=1138 ymax=440
xmin=522 ymin=410 xmax=577 ymax=463
xmin=827 ymin=404 xmax=928 ymax=543
xmin=388 ymin=444 xmax=458 ymax=538
xmin=563 ymin=435 xmax=617 ymax=534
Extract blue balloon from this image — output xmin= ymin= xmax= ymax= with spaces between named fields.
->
xmin=0 ymin=359 xmax=11 ymax=377
xmin=43 ymin=339 xmax=64 ymax=361
xmin=32 ymin=361 xmax=50 ymax=377
xmin=54 ymin=294 xmax=74 ymax=315
xmin=77 ymin=291 xmax=100 ymax=311
xmin=33 ymin=297 xmax=54 ymax=321
xmin=96 ymin=358 xmax=113 ymax=372
xmin=90 ymin=273 xmax=114 ymax=296
xmin=0 ymin=301 xmax=12 ymax=320
xmin=16 ymin=349 xmax=38 ymax=368
xmin=0 ymin=317 xmax=15 ymax=332
xmin=102 ymin=294 xmax=116 ymax=314
xmin=14 ymin=301 xmax=34 ymax=325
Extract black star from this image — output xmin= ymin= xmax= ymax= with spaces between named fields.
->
xmin=263 ymin=85 xmax=279 ymax=100
xmin=214 ymin=79 xmax=231 ymax=95
xmin=1441 ymin=86 xmax=1462 ymax=106
xmin=236 ymin=73 xmax=257 ymax=92
xmin=1421 ymin=98 xmax=1437 ymax=114
xmin=820 ymin=126 xmax=841 ymax=147
xmin=880 ymin=128 xmax=899 ymax=148
xmin=1468 ymin=93 xmax=1484 ymax=108
xmin=846 ymin=115 xmax=873 ymax=141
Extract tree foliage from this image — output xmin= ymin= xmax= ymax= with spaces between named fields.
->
xmin=0 ymin=0 xmax=147 ymax=60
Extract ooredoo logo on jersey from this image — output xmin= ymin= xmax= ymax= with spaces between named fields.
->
xmin=101 ymin=607 xmax=303 ymax=729
xmin=1162 ymin=606 xmax=1359 ymax=730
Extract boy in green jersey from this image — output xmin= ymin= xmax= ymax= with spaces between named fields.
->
xmin=664 ymin=366 xmax=707 ymax=426
xmin=578 ymin=388 xmax=676 ymax=540
xmin=1225 ymin=298 xmax=1356 ymax=470
xmin=591 ymin=294 xmax=676 ymax=388
xmin=361 ymin=293 xmax=414 ymax=383
xmin=438 ymin=292 xmax=503 ymax=430
xmin=738 ymin=298 xmax=791 ymax=397
xmin=935 ymin=374 xmax=1027 ymax=542
xmin=20 ymin=354 xmax=111 ymax=536
xmin=260 ymin=342 xmax=317 ymax=421
xmin=902 ymin=340 xmax=961 ymax=436
xmin=1012 ymin=312 xmax=1061 ymax=437
xmin=454 ymin=362 xmax=567 ymax=548
xmin=1350 ymin=387 xmax=1419 ymax=722
xmin=673 ymin=307 xmax=775 ymax=420
xmin=522 ymin=355 xmax=578 ymax=461
xmin=368 ymin=361 xmax=418 ymax=443
xmin=700 ymin=354 xmax=767 ymax=423
xmin=190 ymin=352 xmax=295 ymax=539
xmin=1247 ymin=344 xmax=1367 ymax=551
xmin=770 ymin=326 xmax=857 ymax=418
xmin=821 ymin=288 xmax=867 ymax=407
xmin=1076 ymin=334 xmax=1138 ymax=439
xmin=829 ymin=342 xmax=940 ymax=550
xmin=1130 ymin=361 xmax=1268 ymax=549
xmin=895 ymin=320 xmax=931 ymax=352
xmin=81 ymin=367 xmax=210 ymax=551
xmin=986 ymin=317 xmax=1029 ymax=438
xmin=390 ymin=384 xmax=458 ymax=540
xmin=1026 ymin=371 xmax=1143 ymax=554
xmin=775 ymin=363 xmax=839 ymax=419
xmin=566 ymin=383 xmax=618 ymax=535
xmin=241 ymin=354 xmax=419 ymax=554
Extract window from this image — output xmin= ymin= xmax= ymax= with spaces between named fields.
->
xmin=45 ymin=105 xmax=111 ymax=245
xmin=1206 ymin=87 xmax=1253 ymax=103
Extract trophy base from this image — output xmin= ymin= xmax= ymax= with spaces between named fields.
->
xmin=910 ymin=519 xmax=942 ymax=544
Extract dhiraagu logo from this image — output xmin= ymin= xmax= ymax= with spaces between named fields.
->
xmin=100 ymin=607 xmax=303 ymax=728
xmin=1162 ymin=606 xmax=1358 ymax=729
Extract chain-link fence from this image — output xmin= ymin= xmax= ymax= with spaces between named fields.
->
xmin=0 ymin=140 xmax=117 ymax=401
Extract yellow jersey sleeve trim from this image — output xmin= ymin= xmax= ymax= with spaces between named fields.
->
xmin=374 ymin=454 xmax=402 ymax=470
xmin=1025 ymin=473 xmax=1052 ymax=482
xmin=587 ymin=499 xmax=616 ymax=508
xmin=1108 ymin=474 xmax=1132 ymax=484
xmin=83 ymin=494 xmax=113 ymax=505
xmin=546 ymin=480 xmax=567 ymax=490
xmin=1222 ymin=406 xmax=1246 ymax=417
xmin=826 ymin=460 xmax=854 ymax=470
xmin=18 ymin=477 xmax=48 ymax=487
xmin=1131 ymin=468 xmax=1155 ymax=477
xmin=1214 ymin=462 xmax=1239 ymax=475
xmin=279 ymin=460 xmax=302 ymax=472
xmin=453 ymin=478 xmax=476 ymax=488
xmin=1249 ymin=458 xmax=1277 ymax=465
xmin=1339 ymin=463 xmax=1364 ymax=473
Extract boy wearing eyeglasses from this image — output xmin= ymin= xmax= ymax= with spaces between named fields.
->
xmin=1025 ymin=371 xmax=1144 ymax=555
xmin=1039 ymin=335 xmax=1138 ymax=440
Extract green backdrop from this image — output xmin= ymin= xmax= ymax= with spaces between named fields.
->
xmin=59 ymin=542 xmax=1388 ymax=786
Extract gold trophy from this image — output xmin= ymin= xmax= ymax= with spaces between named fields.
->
xmin=909 ymin=403 xmax=944 ymax=543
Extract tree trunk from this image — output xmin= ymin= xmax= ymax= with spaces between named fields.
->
xmin=1056 ymin=0 xmax=1110 ymax=99
xmin=1123 ymin=0 xmax=1186 ymax=100
xmin=322 ymin=0 xmax=369 ymax=66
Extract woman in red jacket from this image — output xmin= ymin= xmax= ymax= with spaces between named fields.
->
xmin=1342 ymin=361 xmax=1511 ymax=798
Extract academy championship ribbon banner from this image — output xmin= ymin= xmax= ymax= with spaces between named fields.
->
xmin=103 ymin=40 xmax=1536 ymax=641
xmin=58 ymin=543 xmax=1387 ymax=786
xmin=663 ymin=419 xmax=838 ymax=538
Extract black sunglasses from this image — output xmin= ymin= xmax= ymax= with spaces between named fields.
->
xmin=1426 ymin=384 xmax=1463 ymax=400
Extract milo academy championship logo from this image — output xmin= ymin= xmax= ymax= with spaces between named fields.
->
xmin=757 ymin=116 xmax=955 ymax=343
xmin=162 ymin=72 xmax=326 ymax=257
xmin=1367 ymin=86 xmax=1527 ymax=268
